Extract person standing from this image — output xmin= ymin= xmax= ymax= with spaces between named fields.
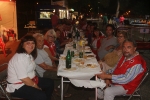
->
xmin=102 ymin=13 xmax=108 ymax=29
xmin=119 ymin=15 xmax=125 ymax=25
xmin=98 ymin=24 xmax=117 ymax=60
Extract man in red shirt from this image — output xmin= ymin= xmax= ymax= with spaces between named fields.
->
xmin=96 ymin=38 xmax=147 ymax=100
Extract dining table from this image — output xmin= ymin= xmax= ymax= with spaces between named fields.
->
xmin=57 ymin=41 xmax=106 ymax=100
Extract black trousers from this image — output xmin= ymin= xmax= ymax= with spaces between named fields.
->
xmin=11 ymin=77 xmax=54 ymax=100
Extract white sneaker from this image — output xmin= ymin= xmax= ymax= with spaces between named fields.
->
xmin=97 ymin=88 xmax=104 ymax=99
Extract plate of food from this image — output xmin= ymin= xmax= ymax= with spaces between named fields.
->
xmin=86 ymin=54 xmax=95 ymax=59
xmin=73 ymin=58 xmax=84 ymax=64
xmin=59 ymin=55 xmax=66 ymax=60
xmin=84 ymin=49 xmax=92 ymax=54
xmin=86 ymin=63 xmax=98 ymax=68
xmin=84 ymin=46 xmax=90 ymax=50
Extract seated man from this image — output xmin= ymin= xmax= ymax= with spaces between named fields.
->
xmin=98 ymin=24 xmax=117 ymax=60
xmin=96 ymin=38 xmax=147 ymax=100
xmin=34 ymin=34 xmax=71 ymax=97
xmin=34 ymin=34 xmax=57 ymax=77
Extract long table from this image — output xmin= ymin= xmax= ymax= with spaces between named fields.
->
xmin=57 ymin=43 xmax=106 ymax=100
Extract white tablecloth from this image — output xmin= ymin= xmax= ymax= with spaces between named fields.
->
xmin=57 ymin=43 xmax=106 ymax=89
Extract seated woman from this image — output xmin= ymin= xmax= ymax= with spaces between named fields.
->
xmin=44 ymin=29 xmax=59 ymax=64
xmin=99 ymin=31 xmax=127 ymax=72
xmin=91 ymin=28 xmax=105 ymax=60
xmin=6 ymin=35 xmax=54 ymax=100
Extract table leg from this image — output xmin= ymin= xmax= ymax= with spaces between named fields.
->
xmin=61 ymin=77 xmax=63 ymax=100
xmin=95 ymin=76 xmax=97 ymax=100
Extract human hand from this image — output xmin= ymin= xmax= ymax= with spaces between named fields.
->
xmin=105 ymin=45 xmax=114 ymax=51
xmin=105 ymin=80 xmax=111 ymax=87
xmin=95 ymin=71 xmax=107 ymax=80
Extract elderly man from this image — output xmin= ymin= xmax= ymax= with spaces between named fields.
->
xmin=34 ymin=34 xmax=57 ymax=77
xmin=98 ymin=24 xmax=117 ymax=60
xmin=96 ymin=39 xmax=147 ymax=100
xmin=34 ymin=34 xmax=71 ymax=97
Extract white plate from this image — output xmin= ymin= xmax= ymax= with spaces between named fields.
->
xmin=86 ymin=54 xmax=95 ymax=59
xmin=73 ymin=58 xmax=84 ymax=64
xmin=84 ymin=49 xmax=92 ymax=52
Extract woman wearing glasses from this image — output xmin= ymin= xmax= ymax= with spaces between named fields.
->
xmin=44 ymin=29 xmax=59 ymax=64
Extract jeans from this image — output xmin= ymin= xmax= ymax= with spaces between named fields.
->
xmin=11 ymin=77 xmax=54 ymax=100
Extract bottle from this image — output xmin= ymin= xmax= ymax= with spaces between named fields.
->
xmin=66 ymin=50 xmax=71 ymax=69
xmin=73 ymin=40 xmax=76 ymax=49
xmin=75 ymin=30 xmax=80 ymax=40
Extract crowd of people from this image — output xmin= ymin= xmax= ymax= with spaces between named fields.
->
xmin=5 ymin=17 xmax=147 ymax=100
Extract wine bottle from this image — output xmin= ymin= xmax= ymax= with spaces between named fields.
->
xmin=66 ymin=50 xmax=71 ymax=69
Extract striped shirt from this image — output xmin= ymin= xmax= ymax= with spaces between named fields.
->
xmin=108 ymin=52 xmax=144 ymax=84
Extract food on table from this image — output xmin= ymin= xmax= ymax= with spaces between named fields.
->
xmin=87 ymin=55 xmax=95 ymax=57
xmin=60 ymin=55 xmax=66 ymax=60
xmin=86 ymin=64 xmax=97 ymax=68
xmin=74 ymin=58 xmax=82 ymax=62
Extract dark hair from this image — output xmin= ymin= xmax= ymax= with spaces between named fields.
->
xmin=16 ymin=35 xmax=37 ymax=59
xmin=117 ymin=31 xmax=128 ymax=39
xmin=123 ymin=38 xmax=137 ymax=47
xmin=93 ymin=28 xmax=102 ymax=37
xmin=54 ymin=28 xmax=61 ymax=32
xmin=106 ymin=24 xmax=115 ymax=30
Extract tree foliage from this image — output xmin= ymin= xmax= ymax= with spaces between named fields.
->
xmin=66 ymin=0 xmax=150 ymax=16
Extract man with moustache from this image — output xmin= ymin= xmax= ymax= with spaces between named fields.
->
xmin=96 ymin=39 xmax=147 ymax=100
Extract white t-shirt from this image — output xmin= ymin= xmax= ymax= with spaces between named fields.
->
xmin=6 ymin=53 xmax=36 ymax=93
xmin=34 ymin=48 xmax=53 ymax=77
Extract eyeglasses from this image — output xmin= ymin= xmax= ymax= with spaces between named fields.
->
xmin=47 ymin=35 xmax=55 ymax=39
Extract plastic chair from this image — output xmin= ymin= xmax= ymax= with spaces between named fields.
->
xmin=0 ymin=63 xmax=25 ymax=100
xmin=0 ymin=37 xmax=6 ymax=57
xmin=115 ymin=68 xmax=149 ymax=100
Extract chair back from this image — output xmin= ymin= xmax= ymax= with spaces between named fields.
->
xmin=127 ymin=67 xmax=149 ymax=100
xmin=0 ymin=63 xmax=11 ymax=100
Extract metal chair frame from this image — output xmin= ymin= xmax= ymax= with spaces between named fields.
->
xmin=0 ymin=63 xmax=11 ymax=100
xmin=115 ymin=68 xmax=149 ymax=100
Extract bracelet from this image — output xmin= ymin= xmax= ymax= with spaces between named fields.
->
xmin=32 ymin=83 xmax=35 ymax=87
